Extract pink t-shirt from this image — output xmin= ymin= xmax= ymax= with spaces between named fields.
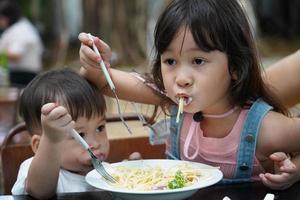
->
xmin=166 ymin=110 xmax=264 ymax=180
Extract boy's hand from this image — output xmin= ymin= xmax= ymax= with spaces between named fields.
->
xmin=78 ymin=32 xmax=112 ymax=70
xmin=259 ymin=152 xmax=298 ymax=190
xmin=41 ymin=103 xmax=74 ymax=143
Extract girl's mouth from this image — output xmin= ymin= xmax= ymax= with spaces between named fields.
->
xmin=176 ymin=96 xmax=193 ymax=106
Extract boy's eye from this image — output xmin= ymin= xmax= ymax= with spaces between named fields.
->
xmin=96 ymin=125 xmax=105 ymax=133
xmin=193 ymin=58 xmax=205 ymax=65
xmin=78 ymin=132 xmax=85 ymax=138
xmin=164 ymin=58 xmax=177 ymax=66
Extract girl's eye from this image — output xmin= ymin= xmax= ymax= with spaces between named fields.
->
xmin=96 ymin=125 xmax=105 ymax=133
xmin=193 ymin=58 xmax=205 ymax=65
xmin=164 ymin=58 xmax=177 ymax=66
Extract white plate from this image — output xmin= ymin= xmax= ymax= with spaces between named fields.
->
xmin=86 ymin=159 xmax=223 ymax=200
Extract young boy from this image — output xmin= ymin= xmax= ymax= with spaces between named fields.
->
xmin=11 ymin=69 xmax=138 ymax=199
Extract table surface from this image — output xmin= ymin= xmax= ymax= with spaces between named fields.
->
xmin=1 ymin=181 xmax=300 ymax=200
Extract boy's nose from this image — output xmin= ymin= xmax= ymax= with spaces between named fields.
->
xmin=87 ymin=137 xmax=101 ymax=149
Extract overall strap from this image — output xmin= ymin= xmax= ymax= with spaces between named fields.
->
xmin=233 ymin=99 xmax=273 ymax=179
xmin=166 ymin=105 xmax=184 ymax=160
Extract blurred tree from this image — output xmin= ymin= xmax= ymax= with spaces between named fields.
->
xmin=251 ymin=0 xmax=300 ymax=38
xmin=82 ymin=0 xmax=148 ymax=66
xmin=16 ymin=0 xmax=170 ymax=69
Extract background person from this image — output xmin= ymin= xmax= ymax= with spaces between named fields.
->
xmin=0 ymin=0 xmax=43 ymax=87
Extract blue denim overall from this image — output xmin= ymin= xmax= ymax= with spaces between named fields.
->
xmin=166 ymin=99 xmax=272 ymax=183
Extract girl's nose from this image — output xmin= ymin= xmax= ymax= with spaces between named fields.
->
xmin=176 ymin=70 xmax=193 ymax=88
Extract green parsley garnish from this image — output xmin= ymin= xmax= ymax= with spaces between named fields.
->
xmin=167 ymin=170 xmax=186 ymax=189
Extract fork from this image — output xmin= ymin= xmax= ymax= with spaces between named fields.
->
xmin=69 ymin=129 xmax=116 ymax=183
xmin=87 ymin=33 xmax=132 ymax=135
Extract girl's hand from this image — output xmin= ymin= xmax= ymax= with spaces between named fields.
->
xmin=78 ymin=32 xmax=113 ymax=90
xmin=78 ymin=32 xmax=112 ymax=70
xmin=259 ymin=152 xmax=298 ymax=190
xmin=41 ymin=103 xmax=75 ymax=143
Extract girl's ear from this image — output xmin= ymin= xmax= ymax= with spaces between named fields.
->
xmin=31 ymin=134 xmax=41 ymax=153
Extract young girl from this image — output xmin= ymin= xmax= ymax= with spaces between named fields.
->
xmin=79 ymin=0 xmax=300 ymax=189
xmin=12 ymin=69 xmax=140 ymax=199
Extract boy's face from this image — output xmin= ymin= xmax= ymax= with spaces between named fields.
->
xmin=60 ymin=114 xmax=109 ymax=175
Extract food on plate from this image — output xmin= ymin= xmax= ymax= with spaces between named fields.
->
xmin=108 ymin=163 xmax=202 ymax=191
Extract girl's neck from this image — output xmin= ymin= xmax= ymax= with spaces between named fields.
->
xmin=203 ymin=106 xmax=238 ymax=118
xmin=200 ymin=106 xmax=241 ymax=138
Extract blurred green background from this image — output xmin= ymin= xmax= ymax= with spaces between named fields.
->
xmin=17 ymin=0 xmax=300 ymax=70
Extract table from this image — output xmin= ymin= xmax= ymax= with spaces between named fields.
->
xmin=1 ymin=181 xmax=300 ymax=200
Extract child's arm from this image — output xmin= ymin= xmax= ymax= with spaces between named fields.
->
xmin=258 ymin=112 xmax=300 ymax=155
xmin=78 ymin=32 xmax=161 ymax=105
xmin=259 ymin=152 xmax=300 ymax=190
xmin=25 ymin=103 xmax=74 ymax=199
xmin=265 ymin=49 xmax=300 ymax=107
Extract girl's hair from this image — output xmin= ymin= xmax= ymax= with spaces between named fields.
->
xmin=19 ymin=68 xmax=106 ymax=133
xmin=151 ymin=0 xmax=287 ymax=114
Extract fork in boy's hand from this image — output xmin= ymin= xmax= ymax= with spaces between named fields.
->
xmin=69 ymin=129 xmax=116 ymax=183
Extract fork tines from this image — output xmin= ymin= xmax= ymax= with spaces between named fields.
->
xmin=88 ymin=148 xmax=116 ymax=183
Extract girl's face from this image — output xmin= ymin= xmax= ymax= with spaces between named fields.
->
xmin=161 ymin=27 xmax=234 ymax=114
xmin=60 ymin=114 xmax=109 ymax=175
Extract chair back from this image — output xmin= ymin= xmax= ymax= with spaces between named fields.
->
xmin=1 ymin=122 xmax=33 ymax=195
xmin=106 ymin=113 xmax=165 ymax=162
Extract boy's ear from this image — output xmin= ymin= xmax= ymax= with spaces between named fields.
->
xmin=31 ymin=134 xmax=41 ymax=153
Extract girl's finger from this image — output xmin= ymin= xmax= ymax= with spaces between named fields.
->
xmin=80 ymin=43 xmax=101 ymax=63
xmin=78 ymin=32 xmax=93 ymax=46
xmin=260 ymin=174 xmax=288 ymax=190
xmin=269 ymin=152 xmax=288 ymax=162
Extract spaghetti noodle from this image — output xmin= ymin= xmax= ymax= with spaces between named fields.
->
xmin=176 ymin=98 xmax=184 ymax=123
xmin=109 ymin=163 xmax=202 ymax=191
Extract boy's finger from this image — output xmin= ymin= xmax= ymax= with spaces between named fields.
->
xmin=41 ymin=103 xmax=57 ymax=115
xmin=46 ymin=106 xmax=68 ymax=121
xmin=56 ymin=114 xmax=73 ymax=128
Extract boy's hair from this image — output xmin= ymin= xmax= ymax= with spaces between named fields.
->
xmin=151 ymin=0 xmax=286 ymax=114
xmin=19 ymin=68 xmax=106 ymax=134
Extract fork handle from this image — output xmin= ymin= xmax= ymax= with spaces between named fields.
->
xmin=87 ymin=33 xmax=115 ymax=91
xmin=69 ymin=129 xmax=89 ymax=150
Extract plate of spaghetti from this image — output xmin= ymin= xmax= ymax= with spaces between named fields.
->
xmin=85 ymin=159 xmax=223 ymax=200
